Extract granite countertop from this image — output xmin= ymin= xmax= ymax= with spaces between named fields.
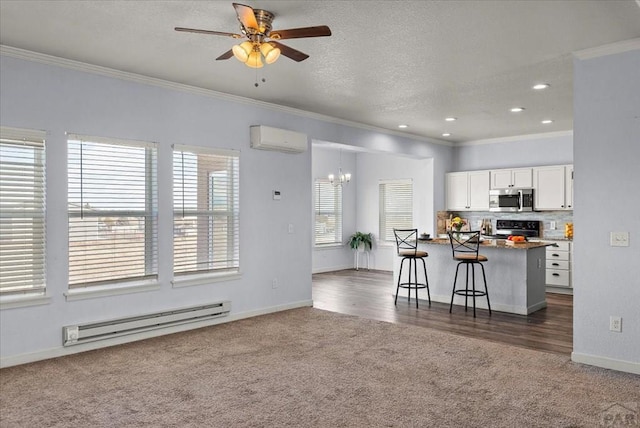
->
xmin=538 ymin=237 xmax=573 ymax=242
xmin=418 ymin=238 xmax=553 ymax=250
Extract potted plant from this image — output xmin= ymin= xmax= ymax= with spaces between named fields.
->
xmin=347 ymin=232 xmax=373 ymax=252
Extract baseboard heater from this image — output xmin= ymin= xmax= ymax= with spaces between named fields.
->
xmin=63 ymin=301 xmax=231 ymax=346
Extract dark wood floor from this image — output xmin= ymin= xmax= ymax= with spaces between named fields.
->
xmin=312 ymin=269 xmax=573 ymax=355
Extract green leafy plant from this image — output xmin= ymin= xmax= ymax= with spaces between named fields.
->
xmin=347 ymin=232 xmax=373 ymax=251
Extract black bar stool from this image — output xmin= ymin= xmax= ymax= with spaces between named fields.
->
xmin=448 ymin=231 xmax=491 ymax=317
xmin=394 ymin=229 xmax=431 ymax=308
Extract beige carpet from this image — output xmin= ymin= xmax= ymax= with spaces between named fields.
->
xmin=1 ymin=308 xmax=638 ymax=427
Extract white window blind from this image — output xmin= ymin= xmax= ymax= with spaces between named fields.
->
xmin=379 ymin=179 xmax=413 ymax=242
xmin=0 ymin=128 xmax=46 ymax=296
xmin=314 ymin=179 xmax=342 ymax=245
xmin=173 ymin=145 xmax=239 ymax=276
xmin=67 ymin=135 xmax=158 ymax=288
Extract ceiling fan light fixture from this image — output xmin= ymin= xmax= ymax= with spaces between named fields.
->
xmin=245 ymin=50 xmax=264 ymax=68
xmin=260 ymin=42 xmax=281 ymax=64
xmin=232 ymin=41 xmax=253 ymax=62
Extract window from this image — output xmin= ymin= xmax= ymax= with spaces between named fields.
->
xmin=0 ymin=128 xmax=46 ymax=296
xmin=314 ymin=179 xmax=342 ymax=246
xmin=67 ymin=135 xmax=158 ymax=288
xmin=379 ymin=179 xmax=413 ymax=242
xmin=173 ymin=145 xmax=239 ymax=277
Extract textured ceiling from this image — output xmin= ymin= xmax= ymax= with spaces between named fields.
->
xmin=1 ymin=0 xmax=639 ymax=143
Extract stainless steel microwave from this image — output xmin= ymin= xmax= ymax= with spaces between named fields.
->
xmin=489 ymin=188 xmax=534 ymax=212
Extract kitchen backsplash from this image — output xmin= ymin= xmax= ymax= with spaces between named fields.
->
xmin=437 ymin=211 xmax=573 ymax=240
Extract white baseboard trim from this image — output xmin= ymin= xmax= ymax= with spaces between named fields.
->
xmin=571 ymin=352 xmax=640 ymax=375
xmin=312 ymin=265 xmax=353 ymax=274
xmin=0 ymin=299 xmax=313 ymax=369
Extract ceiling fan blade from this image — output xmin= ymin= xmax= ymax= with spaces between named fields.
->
xmin=233 ymin=3 xmax=259 ymax=30
xmin=216 ymin=49 xmax=234 ymax=60
xmin=175 ymin=27 xmax=242 ymax=38
xmin=270 ymin=26 xmax=331 ymax=40
xmin=270 ymin=41 xmax=309 ymax=62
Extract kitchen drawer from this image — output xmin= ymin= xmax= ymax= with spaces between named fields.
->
xmin=546 ymin=250 xmax=570 ymax=261
xmin=546 ymin=269 xmax=571 ymax=287
xmin=547 ymin=260 xmax=570 ymax=270
xmin=549 ymin=241 xmax=571 ymax=251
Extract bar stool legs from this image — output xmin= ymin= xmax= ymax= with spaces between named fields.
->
xmin=449 ymin=261 xmax=491 ymax=317
xmin=395 ymin=256 xmax=431 ymax=308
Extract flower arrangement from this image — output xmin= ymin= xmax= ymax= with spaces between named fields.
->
xmin=451 ymin=216 xmax=464 ymax=232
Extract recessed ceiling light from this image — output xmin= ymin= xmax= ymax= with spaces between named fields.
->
xmin=541 ymin=119 xmax=554 ymax=124
xmin=442 ymin=133 xmax=451 ymax=137
xmin=398 ymin=124 xmax=409 ymax=129
xmin=445 ymin=117 xmax=457 ymax=122
xmin=510 ymin=107 xmax=525 ymax=113
xmin=533 ymin=83 xmax=550 ymax=90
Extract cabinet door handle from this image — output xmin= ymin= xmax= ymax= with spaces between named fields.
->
xmin=552 ymin=253 xmax=560 ymax=257
xmin=552 ymin=273 xmax=560 ymax=277
xmin=552 ymin=263 xmax=560 ymax=266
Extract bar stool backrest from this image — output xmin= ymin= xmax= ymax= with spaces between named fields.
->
xmin=394 ymin=229 xmax=419 ymax=256
xmin=448 ymin=231 xmax=482 ymax=260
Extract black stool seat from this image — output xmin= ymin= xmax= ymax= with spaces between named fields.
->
xmin=448 ymin=231 xmax=491 ymax=317
xmin=394 ymin=229 xmax=431 ymax=308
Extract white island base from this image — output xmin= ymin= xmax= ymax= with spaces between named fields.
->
xmin=393 ymin=239 xmax=549 ymax=315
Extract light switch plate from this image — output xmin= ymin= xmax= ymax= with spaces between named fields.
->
xmin=610 ymin=232 xmax=629 ymax=247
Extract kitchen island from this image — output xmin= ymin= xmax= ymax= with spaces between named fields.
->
xmin=393 ymin=238 xmax=552 ymax=315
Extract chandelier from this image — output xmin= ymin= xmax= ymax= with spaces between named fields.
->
xmin=328 ymin=150 xmax=351 ymax=187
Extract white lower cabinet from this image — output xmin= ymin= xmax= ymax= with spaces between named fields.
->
xmin=545 ymin=241 xmax=572 ymax=290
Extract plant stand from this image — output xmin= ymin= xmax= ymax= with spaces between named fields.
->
xmin=354 ymin=248 xmax=370 ymax=270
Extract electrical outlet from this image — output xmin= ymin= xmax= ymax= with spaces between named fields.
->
xmin=272 ymin=278 xmax=278 ymax=289
xmin=550 ymin=221 xmax=556 ymax=230
xmin=610 ymin=316 xmax=622 ymax=332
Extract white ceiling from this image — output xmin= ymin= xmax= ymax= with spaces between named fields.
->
xmin=1 ymin=1 xmax=639 ymax=143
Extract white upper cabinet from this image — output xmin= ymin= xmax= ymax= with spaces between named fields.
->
xmin=565 ymin=165 xmax=573 ymax=210
xmin=490 ymin=168 xmax=533 ymax=189
xmin=533 ymin=165 xmax=573 ymax=210
xmin=446 ymin=170 xmax=490 ymax=211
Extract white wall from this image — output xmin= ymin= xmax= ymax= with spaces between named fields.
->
xmin=311 ymin=146 xmax=357 ymax=273
xmin=0 ymin=55 xmax=314 ymax=365
xmin=312 ymin=146 xmax=441 ymax=273
xmin=454 ymin=132 xmax=573 ymax=172
xmin=356 ymin=153 xmax=435 ymax=271
xmin=0 ymin=53 xmax=453 ymax=365
xmin=572 ymin=45 xmax=640 ymax=373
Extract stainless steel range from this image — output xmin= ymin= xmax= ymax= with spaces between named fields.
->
xmin=492 ymin=219 xmax=541 ymax=238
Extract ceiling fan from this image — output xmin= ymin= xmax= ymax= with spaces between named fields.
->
xmin=175 ymin=2 xmax=332 ymax=68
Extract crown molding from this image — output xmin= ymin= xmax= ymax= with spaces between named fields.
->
xmin=457 ymin=130 xmax=573 ymax=147
xmin=573 ymin=38 xmax=640 ymax=60
xmin=0 ymin=45 xmax=451 ymax=147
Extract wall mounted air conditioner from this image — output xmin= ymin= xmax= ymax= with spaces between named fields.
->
xmin=250 ymin=125 xmax=308 ymax=153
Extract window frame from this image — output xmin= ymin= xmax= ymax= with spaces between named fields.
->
xmin=0 ymin=127 xmax=47 ymax=303
xmin=379 ymin=179 xmax=413 ymax=243
xmin=66 ymin=134 xmax=159 ymax=293
xmin=314 ymin=178 xmax=343 ymax=247
xmin=172 ymin=144 xmax=240 ymax=287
